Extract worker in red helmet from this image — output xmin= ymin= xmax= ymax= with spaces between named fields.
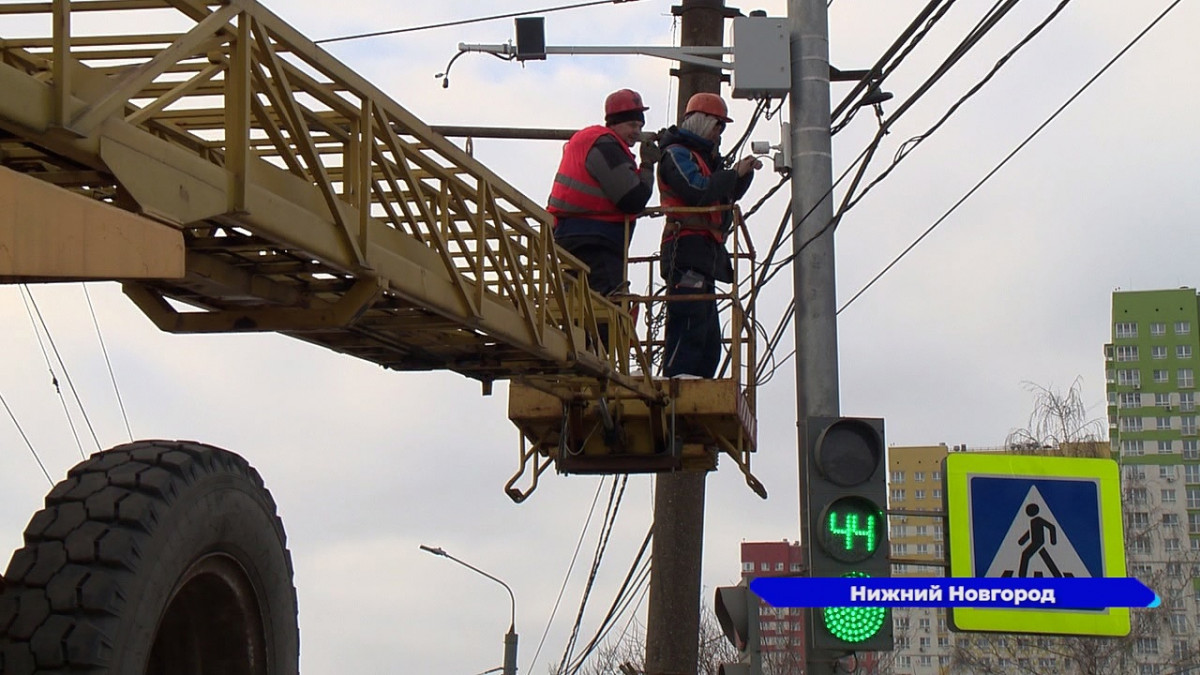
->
xmin=657 ymin=92 xmax=762 ymax=378
xmin=548 ymin=89 xmax=661 ymax=297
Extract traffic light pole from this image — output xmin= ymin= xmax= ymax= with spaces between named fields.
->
xmin=788 ymin=0 xmax=841 ymax=673
xmin=644 ymin=2 xmax=729 ymax=673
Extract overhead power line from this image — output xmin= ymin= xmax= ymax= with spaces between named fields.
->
xmin=837 ymin=0 xmax=1186 ymax=315
xmin=83 ymin=284 xmax=134 ymax=443
xmin=316 ymin=0 xmax=643 ymax=45
xmin=1 ymin=389 xmax=53 ymax=485
xmin=527 ymin=478 xmax=609 ymax=674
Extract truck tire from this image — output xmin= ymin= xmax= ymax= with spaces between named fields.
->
xmin=0 ymin=440 xmax=299 ymax=675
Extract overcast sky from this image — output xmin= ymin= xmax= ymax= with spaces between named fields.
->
xmin=1 ymin=0 xmax=1197 ymax=672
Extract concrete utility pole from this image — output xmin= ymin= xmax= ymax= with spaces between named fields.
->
xmin=788 ymin=0 xmax=840 ymax=673
xmin=644 ymin=2 xmax=731 ymax=673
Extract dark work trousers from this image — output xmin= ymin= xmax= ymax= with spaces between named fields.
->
xmin=556 ymin=238 xmax=625 ymax=297
xmin=662 ymin=282 xmax=721 ymax=378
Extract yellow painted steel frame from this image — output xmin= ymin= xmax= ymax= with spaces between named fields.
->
xmin=0 ymin=0 xmax=648 ymax=384
xmin=0 ymin=1 xmax=760 ymax=495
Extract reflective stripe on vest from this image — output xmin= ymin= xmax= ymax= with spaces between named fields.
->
xmin=547 ymin=125 xmax=634 ymax=225
xmin=658 ymin=147 xmax=725 ymax=243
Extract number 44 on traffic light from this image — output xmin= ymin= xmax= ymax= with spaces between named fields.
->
xmin=804 ymin=416 xmax=894 ymax=652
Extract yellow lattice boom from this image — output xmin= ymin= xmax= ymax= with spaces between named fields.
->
xmin=0 ymin=0 xmax=763 ymax=498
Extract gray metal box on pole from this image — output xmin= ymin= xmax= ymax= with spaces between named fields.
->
xmin=732 ymin=16 xmax=790 ymax=99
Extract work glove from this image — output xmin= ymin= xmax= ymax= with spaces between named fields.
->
xmin=639 ymin=137 xmax=662 ymax=166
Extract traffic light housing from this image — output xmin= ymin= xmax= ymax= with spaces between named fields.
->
xmin=803 ymin=416 xmax=893 ymax=652
xmin=714 ymin=582 xmax=762 ymax=675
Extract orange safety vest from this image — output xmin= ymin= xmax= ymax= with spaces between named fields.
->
xmin=548 ymin=126 xmax=634 ymax=225
xmin=658 ymin=147 xmax=726 ymax=244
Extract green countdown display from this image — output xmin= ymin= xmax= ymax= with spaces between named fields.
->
xmin=823 ymin=572 xmax=888 ymax=643
xmin=818 ymin=496 xmax=884 ymax=562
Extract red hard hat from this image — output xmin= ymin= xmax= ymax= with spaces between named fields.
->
xmin=604 ymin=89 xmax=650 ymax=117
xmin=684 ymin=92 xmax=732 ymax=123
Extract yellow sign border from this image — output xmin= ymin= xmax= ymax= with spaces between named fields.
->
xmin=945 ymin=454 xmax=1129 ymax=636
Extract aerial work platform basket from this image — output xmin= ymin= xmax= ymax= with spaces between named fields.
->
xmin=505 ymin=208 xmax=765 ymax=501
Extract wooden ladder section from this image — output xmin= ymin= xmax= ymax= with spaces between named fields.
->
xmin=0 ymin=0 xmax=764 ymax=500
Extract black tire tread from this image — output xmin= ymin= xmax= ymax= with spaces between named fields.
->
xmin=0 ymin=440 xmax=295 ymax=674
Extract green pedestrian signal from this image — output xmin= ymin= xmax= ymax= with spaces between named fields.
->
xmin=822 ymin=572 xmax=888 ymax=643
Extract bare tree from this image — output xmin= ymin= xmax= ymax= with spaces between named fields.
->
xmin=1004 ymin=377 xmax=1107 ymax=452
xmin=570 ymin=601 xmax=739 ymax=675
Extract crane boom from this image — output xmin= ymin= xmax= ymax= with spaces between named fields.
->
xmin=0 ymin=0 xmax=763 ymax=498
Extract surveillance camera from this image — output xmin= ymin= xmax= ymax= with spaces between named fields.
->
xmin=750 ymin=140 xmax=771 ymax=154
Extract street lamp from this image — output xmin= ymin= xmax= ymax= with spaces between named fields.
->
xmin=420 ymin=545 xmax=518 ymax=675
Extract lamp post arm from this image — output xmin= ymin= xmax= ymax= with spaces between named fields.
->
xmin=420 ymin=545 xmax=517 ymax=631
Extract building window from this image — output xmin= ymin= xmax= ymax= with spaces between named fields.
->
xmin=917 ymin=656 xmax=932 ymax=668
xmin=891 ymin=489 xmax=905 ymax=501
xmin=1188 ymin=488 xmax=1200 ymax=509
xmin=1165 ymin=538 xmax=1182 ymax=553
xmin=1122 ymin=439 xmax=1145 ymax=455
xmin=1157 ymin=416 xmax=1172 ymax=430
xmin=1136 ymin=637 xmax=1159 ymax=655
xmin=1154 ymin=369 xmax=1170 ymax=383
xmin=919 ymin=637 xmax=931 ymax=650
xmin=1184 ymin=439 xmax=1199 ymax=459
xmin=1162 ymin=489 xmax=1177 ymax=504
xmin=1155 ymin=393 xmax=1171 ymax=407
xmin=1152 ymin=345 xmax=1169 ymax=360
xmin=1188 ymin=512 xmax=1200 ymax=534
xmin=890 ymin=470 xmax=904 ymax=483
xmin=935 ymin=543 xmax=944 ymax=558
xmin=1176 ymin=321 xmax=1192 ymax=335
xmin=893 ymin=543 xmax=908 ymax=556
xmin=1129 ymin=487 xmax=1149 ymax=504
xmin=1185 ymin=464 xmax=1200 ymax=483
xmin=1121 ymin=417 xmax=1143 ymax=432
xmin=1180 ymin=369 xmax=1195 ymax=389
xmin=916 ymin=544 xmax=929 ymax=556
xmin=1182 ymin=392 xmax=1196 ymax=411
xmin=1117 ymin=322 xmax=1138 ymax=338
xmin=932 ymin=488 xmax=941 ymax=499
xmin=898 ymin=656 xmax=911 ymax=668
xmin=742 ymin=562 xmax=754 ymax=572
xmin=1168 ymin=562 xmax=1184 ymax=577
xmin=1174 ymin=639 xmax=1190 ymax=660
xmin=790 ymin=563 xmax=802 ymax=572
xmin=1158 ymin=440 xmax=1173 ymax=453
xmin=1183 ymin=417 xmax=1197 ymax=436
xmin=1161 ymin=465 xmax=1176 ymax=479
xmin=1120 ymin=369 xmax=1143 ymax=385
xmin=914 ymin=471 xmax=925 ymax=482
xmin=1163 ymin=513 xmax=1180 ymax=527
xmin=916 ymin=525 xmax=928 ymax=536
xmin=914 ymin=490 xmax=925 ymax=500
xmin=1126 ymin=465 xmax=1147 ymax=480
xmin=931 ymin=470 xmax=941 ymax=481
xmin=1152 ymin=322 xmax=1167 ymax=336
xmin=1180 ymin=345 xmax=1194 ymax=359
xmin=1117 ymin=345 xmax=1140 ymax=361
xmin=918 ymin=618 xmax=931 ymax=631
xmin=760 ymin=562 xmax=769 ymax=571
xmin=1131 ymin=512 xmax=1150 ymax=528
xmin=1121 ymin=392 xmax=1142 ymax=408
xmin=775 ymin=562 xmax=784 ymax=571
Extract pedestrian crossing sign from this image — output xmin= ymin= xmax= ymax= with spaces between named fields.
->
xmin=945 ymin=453 xmax=1129 ymax=636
